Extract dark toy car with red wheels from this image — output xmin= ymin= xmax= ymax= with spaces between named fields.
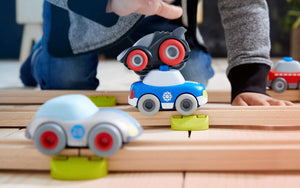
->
xmin=117 ymin=27 xmax=190 ymax=75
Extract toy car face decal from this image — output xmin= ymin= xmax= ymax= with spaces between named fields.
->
xmin=71 ymin=125 xmax=85 ymax=139
xmin=162 ymin=91 xmax=172 ymax=102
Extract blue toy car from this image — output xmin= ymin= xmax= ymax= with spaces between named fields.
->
xmin=25 ymin=94 xmax=143 ymax=157
xmin=128 ymin=65 xmax=208 ymax=116
xmin=117 ymin=27 xmax=190 ymax=76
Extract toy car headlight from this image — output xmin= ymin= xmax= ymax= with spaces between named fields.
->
xmin=203 ymin=90 xmax=207 ymax=98
xmin=127 ymin=124 xmax=139 ymax=137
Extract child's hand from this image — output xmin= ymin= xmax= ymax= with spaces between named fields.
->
xmin=232 ymin=92 xmax=294 ymax=106
xmin=106 ymin=0 xmax=182 ymax=19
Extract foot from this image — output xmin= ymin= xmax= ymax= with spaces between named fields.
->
xmin=20 ymin=52 xmax=37 ymax=87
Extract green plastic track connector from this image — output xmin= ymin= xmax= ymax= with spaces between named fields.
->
xmin=171 ymin=115 xmax=209 ymax=131
xmin=51 ymin=156 xmax=108 ymax=180
xmin=89 ymin=96 xmax=116 ymax=107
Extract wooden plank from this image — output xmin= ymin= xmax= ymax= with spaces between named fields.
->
xmin=185 ymin=172 xmax=300 ymax=188
xmin=0 ymin=171 xmax=183 ymax=188
xmin=3 ymin=128 xmax=300 ymax=171
xmin=0 ymin=105 xmax=299 ymax=128
xmin=0 ymin=90 xmax=128 ymax=105
xmin=208 ymin=90 xmax=300 ymax=103
xmin=267 ymin=90 xmax=300 ymax=103
xmin=102 ymin=128 xmax=300 ymax=171
xmin=0 ymin=129 xmax=78 ymax=170
xmin=0 ymin=90 xmax=298 ymax=104
xmin=0 ymin=128 xmax=20 ymax=138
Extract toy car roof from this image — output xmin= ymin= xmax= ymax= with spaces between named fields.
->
xmin=34 ymin=94 xmax=99 ymax=121
xmin=274 ymin=58 xmax=300 ymax=72
xmin=143 ymin=66 xmax=185 ymax=86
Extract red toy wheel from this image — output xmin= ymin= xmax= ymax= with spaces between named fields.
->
xmin=88 ymin=124 xmax=122 ymax=157
xmin=40 ymin=131 xmax=59 ymax=149
xmin=34 ymin=123 xmax=66 ymax=156
xmin=126 ymin=50 xmax=148 ymax=71
xmin=95 ymin=132 xmax=114 ymax=151
xmin=159 ymin=39 xmax=185 ymax=66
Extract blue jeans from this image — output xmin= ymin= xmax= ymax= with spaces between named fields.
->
xmin=22 ymin=1 xmax=214 ymax=89
xmin=180 ymin=47 xmax=214 ymax=87
xmin=28 ymin=2 xmax=99 ymax=89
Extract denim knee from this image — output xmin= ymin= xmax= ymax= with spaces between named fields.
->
xmin=32 ymin=47 xmax=99 ymax=90
xmin=180 ymin=48 xmax=214 ymax=87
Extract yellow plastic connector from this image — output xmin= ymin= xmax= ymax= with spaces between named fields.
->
xmin=51 ymin=156 xmax=107 ymax=180
xmin=171 ymin=115 xmax=209 ymax=131
xmin=89 ymin=96 xmax=116 ymax=107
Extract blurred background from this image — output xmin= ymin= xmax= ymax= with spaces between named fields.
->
xmin=0 ymin=0 xmax=299 ymax=60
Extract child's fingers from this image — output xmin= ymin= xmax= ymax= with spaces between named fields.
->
xmin=231 ymin=96 xmax=248 ymax=106
xmin=285 ymin=101 xmax=295 ymax=106
xmin=136 ymin=0 xmax=182 ymax=19
xmin=155 ymin=1 xmax=182 ymax=19
xmin=232 ymin=92 xmax=294 ymax=106
xmin=108 ymin=0 xmax=182 ymax=19
xmin=267 ymin=98 xmax=294 ymax=106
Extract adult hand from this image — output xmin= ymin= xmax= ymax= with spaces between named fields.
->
xmin=106 ymin=0 xmax=182 ymax=19
xmin=232 ymin=92 xmax=294 ymax=106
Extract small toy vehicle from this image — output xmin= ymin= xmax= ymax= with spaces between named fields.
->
xmin=267 ymin=57 xmax=300 ymax=93
xmin=25 ymin=94 xmax=143 ymax=157
xmin=117 ymin=27 xmax=190 ymax=75
xmin=128 ymin=65 xmax=208 ymax=116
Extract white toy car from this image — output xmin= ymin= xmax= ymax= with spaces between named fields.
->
xmin=25 ymin=94 xmax=143 ymax=157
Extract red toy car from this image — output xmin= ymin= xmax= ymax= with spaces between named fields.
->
xmin=267 ymin=57 xmax=300 ymax=92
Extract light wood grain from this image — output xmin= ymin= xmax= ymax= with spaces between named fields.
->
xmin=185 ymin=172 xmax=300 ymax=188
xmin=0 ymin=171 xmax=183 ymax=188
xmin=0 ymin=105 xmax=299 ymax=128
xmin=0 ymin=90 xmax=298 ymax=104
xmin=0 ymin=90 xmax=128 ymax=105
xmin=3 ymin=128 xmax=300 ymax=171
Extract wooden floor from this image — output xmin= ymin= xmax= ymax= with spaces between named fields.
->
xmin=3 ymin=171 xmax=300 ymax=188
xmin=0 ymin=90 xmax=300 ymax=187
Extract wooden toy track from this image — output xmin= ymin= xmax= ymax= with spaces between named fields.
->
xmin=0 ymin=90 xmax=300 ymax=172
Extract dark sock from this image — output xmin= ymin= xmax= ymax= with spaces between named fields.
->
xmin=20 ymin=52 xmax=37 ymax=87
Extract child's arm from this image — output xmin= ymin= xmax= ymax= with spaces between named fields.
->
xmin=218 ymin=0 xmax=293 ymax=106
xmin=46 ymin=0 xmax=182 ymax=26
xmin=106 ymin=0 xmax=182 ymax=19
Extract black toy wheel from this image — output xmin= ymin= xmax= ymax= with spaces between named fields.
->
xmin=138 ymin=94 xmax=160 ymax=116
xmin=272 ymin=77 xmax=287 ymax=93
xmin=175 ymin=94 xmax=198 ymax=116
